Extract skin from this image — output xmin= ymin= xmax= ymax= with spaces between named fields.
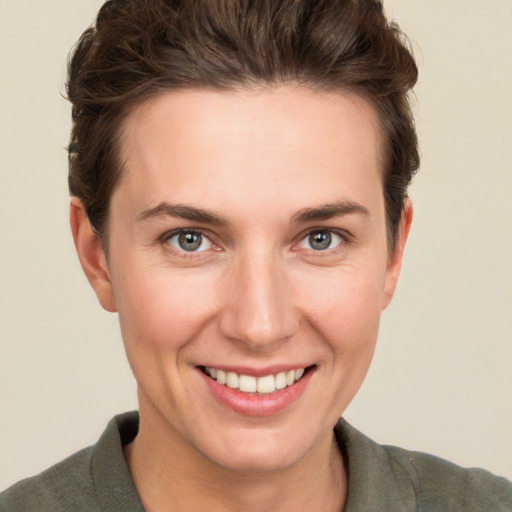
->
xmin=71 ymin=86 xmax=412 ymax=512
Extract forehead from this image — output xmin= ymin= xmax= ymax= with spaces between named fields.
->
xmin=115 ymin=86 xmax=384 ymax=221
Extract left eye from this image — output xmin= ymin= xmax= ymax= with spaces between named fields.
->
xmin=299 ymin=230 xmax=343 ymax=251
xmin=166 ymin=231 xmax=212 ymax=252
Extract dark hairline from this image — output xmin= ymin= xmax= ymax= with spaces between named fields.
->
xmin=94 ymin=82 xmax=397 ymax=255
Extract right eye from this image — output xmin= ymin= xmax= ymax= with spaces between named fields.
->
xmin=166 ymin=230 xmax=213 ymax=252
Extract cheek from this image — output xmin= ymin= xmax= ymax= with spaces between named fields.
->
xmin=112 ymin=264 xmax=220 ymax=353
xmin=297 ymin=264 xmax=384 ymax=379
xmin=299 ymin=265 xmax=385 ymax=336
xmin=293 ymin=270 xmax=382 ymax=416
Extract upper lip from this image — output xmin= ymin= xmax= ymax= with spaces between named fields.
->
xmin=197 ymin=364 xmax=314 ymax=377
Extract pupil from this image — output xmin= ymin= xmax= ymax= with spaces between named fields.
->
xmin=310 ymin=231 xmax=331 ymax=250
xmin=178 ymin=232 xmax=202 ymax=251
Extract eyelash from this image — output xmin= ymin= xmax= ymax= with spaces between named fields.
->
xmin=296 ymin=229 xmax=347 ymax=253
xmin=162 ymin=229 xmax=215 ymax=255
xmin=161 ymin=228 xmax=350 ymax=256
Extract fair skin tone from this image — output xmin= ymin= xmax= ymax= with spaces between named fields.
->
xmin=71 ymin=86 xmax=412 ymax=512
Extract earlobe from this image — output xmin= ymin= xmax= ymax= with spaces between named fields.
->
xmin=70 ymin=197 xmax=117 ymax=312
xmin=381 ymin=199 xmax=413 ymax=310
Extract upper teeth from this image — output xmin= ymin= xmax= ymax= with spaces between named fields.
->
xmin=204 ymin=367 xmax=306 ymax=394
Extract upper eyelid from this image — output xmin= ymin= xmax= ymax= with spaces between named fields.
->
xmin=161 ymin=227 xmax=212 ymax=242
xmin=295 ymin=227 xmax=352 ymax=244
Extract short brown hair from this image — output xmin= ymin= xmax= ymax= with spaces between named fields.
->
xmin=67 ymin=0 xmax=419 ymax=247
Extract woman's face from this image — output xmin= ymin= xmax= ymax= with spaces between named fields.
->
xmin=95 ymin=86 xmax=409 ymax=472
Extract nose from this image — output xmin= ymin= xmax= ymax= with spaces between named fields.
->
xmin=218 ymin=249 xmax=299 ymax=351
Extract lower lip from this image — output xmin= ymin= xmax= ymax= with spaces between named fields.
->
xmin=199 ymin=368 xmax=314 ymax=417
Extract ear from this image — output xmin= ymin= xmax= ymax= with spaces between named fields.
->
xmin=381 ymin=199 xmax=413 ymax=310
xmin=70 ymin=197 xmax=117 ymax=312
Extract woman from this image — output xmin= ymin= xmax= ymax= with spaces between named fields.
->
xmin=1 ymin=1 xmax=511 ymax=510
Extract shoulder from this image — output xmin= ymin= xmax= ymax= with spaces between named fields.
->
xmin=335 ymin=419 xmax=512 ymax=512
xmin=0 ymin=446 xmax=99 ymax=512
xmin=0 ymin=412 xmax=143 ymax=512
xmin=385 ymin=443 xmax=512 ymax=511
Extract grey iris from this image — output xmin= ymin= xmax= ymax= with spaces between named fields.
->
xmin=178 ymin=232 xmax=202 ymax=251
xmin=309 ymin=231 xmax=331 ymax=250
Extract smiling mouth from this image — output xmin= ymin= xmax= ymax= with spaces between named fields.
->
xmin=200 ymin=366 xmax=314 ymax=394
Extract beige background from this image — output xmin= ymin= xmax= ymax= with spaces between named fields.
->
xmin=1 ymin=0 xmax=511 ymax=490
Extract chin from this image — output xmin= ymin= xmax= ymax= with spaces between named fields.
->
xmin=195 ymin=424 xmax=324 ymax=474
xmin=205 ymin=445 xmax=305 ymax=474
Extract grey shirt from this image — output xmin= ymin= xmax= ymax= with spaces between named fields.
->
xmin=1 ymin=411 xmax=511 ymax=511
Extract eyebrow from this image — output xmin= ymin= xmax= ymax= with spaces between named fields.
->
xmin=137 ymin=203 xmax=228 ymax=225
xmin=292 ymin=201 xmax=370 ymax=224
xmin=137 ymin=200 xmax=370 ymax=226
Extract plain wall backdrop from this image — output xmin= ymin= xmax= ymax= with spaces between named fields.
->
xmin=1 ymin=0 xmax=511 ymax=490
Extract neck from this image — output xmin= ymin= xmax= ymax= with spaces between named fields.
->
xmin=124 ymin=400 xmax=347 ymax=512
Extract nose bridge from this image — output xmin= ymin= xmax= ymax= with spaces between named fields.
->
xmin=219 ymin=244 xmax=298 ymax=349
